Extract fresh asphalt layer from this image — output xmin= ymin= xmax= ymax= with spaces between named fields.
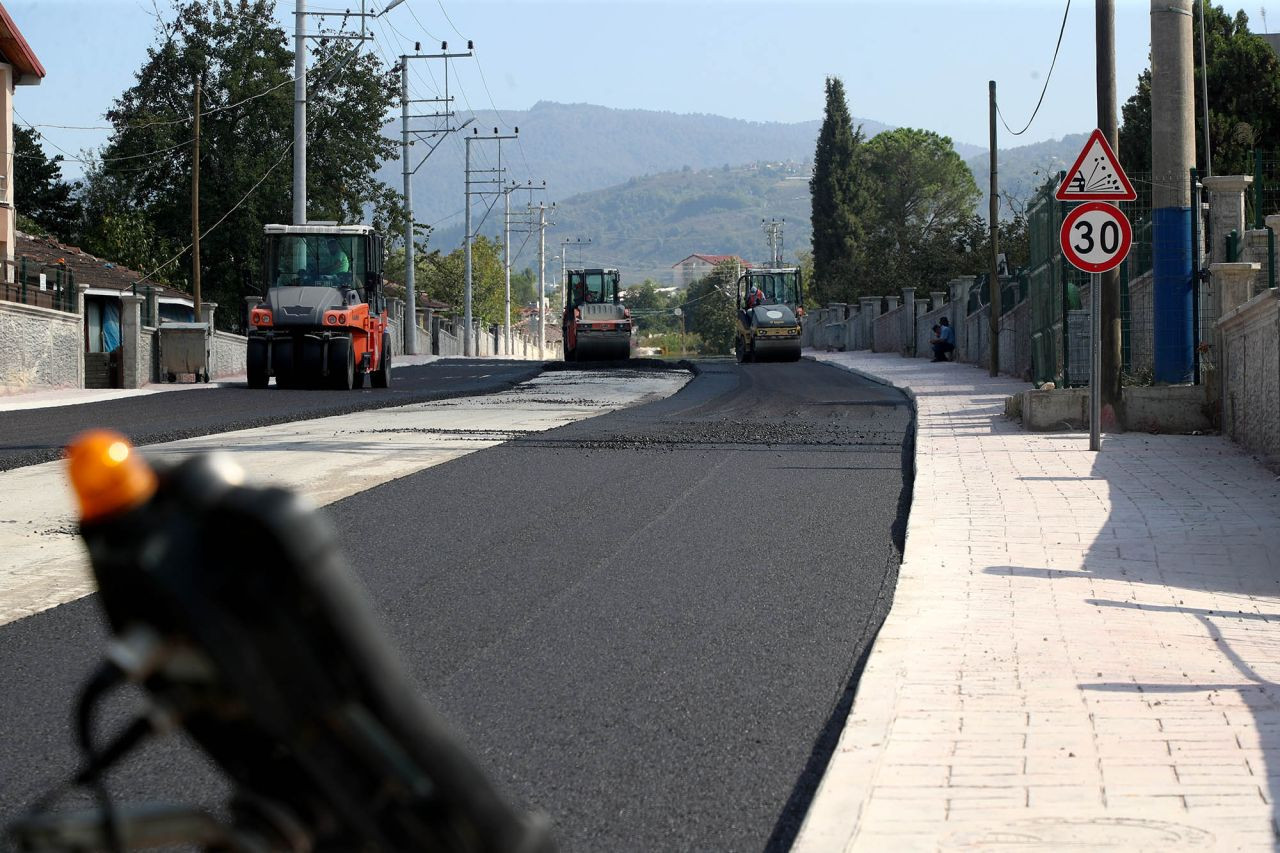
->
xmin=0 ymin=358 xmax=913 ymax=851
xmin=0 ymin=358 xmax=544 ymax=472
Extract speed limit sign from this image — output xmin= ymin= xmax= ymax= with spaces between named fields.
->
xmin=1060 ymin=201 xmax=1132 ymax=273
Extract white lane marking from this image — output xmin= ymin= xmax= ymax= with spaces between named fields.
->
xmin=0 ymin=369 xmax=689 ymax=625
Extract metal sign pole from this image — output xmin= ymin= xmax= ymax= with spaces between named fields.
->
xmin=1090 ymin=271 xmax=1101 ymax=451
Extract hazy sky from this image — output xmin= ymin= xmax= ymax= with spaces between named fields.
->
xmin=12 ymin=0 xmax=1169 ymax=180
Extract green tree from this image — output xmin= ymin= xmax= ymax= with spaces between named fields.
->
xmin=625 ymin=279 xmax=678 ymax=334
xmin=861 ymin=128 xmax=980 ymax=294
xmin=418 ymin=237 xmax=508 ymax=324
xmin=1120 ymin=5 xmax=1280 ymax=176
xmin=954 ymin=212 xmax=1029 ymax=277
xmin=810 ymin=76 xmax=869 ymax=304
xmin=80 ymin=0 xmax=401 ymax=329
xmin=13 ymin=126 xmax=80 ymax=240
xmin=683 ymin=261 xmax=736 ymax=355
xmin=511 ymin=267 xmax=537 ymax=306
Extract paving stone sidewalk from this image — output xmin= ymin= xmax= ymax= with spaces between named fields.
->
xmin=794 ymin=351 xmax=1280 ymax=851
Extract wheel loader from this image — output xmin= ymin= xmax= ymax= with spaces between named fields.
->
xmin=246 ymin=224 xmax=393 ymax=389
xmin=734 ymin=267 xmax=804 ymax=363
xmin=561 ymin=267 xmax=632 ymax=361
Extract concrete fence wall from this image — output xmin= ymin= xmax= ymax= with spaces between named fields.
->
xmin=873 ymin=299 xmax=904 ymax=353
xmin=801 ymin=274 xmax=1035 ymax=380
xmin=0 ymin=300 xmax=82 ymax=392
xmin=1218 ymin=288 xmax=1280 ymax=467
xmin=210 ymin=330 xmax=248 ymax=378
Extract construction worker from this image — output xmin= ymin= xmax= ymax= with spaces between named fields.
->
xmin=745 ymin=283 xmax=764 ymax=310
xmin=319 ymin=238 xmax=351 ymax=277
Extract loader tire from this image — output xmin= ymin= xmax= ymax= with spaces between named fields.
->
xmin=328 ymin=337 xmax=355 ymax=390
xmin=372 ymin=334 xmax=392 ymax=388
xmin=247 ymin=340 xmax=269 ymax=389
xmin=273 ymin=340 xmax=297 ymax=388
xmin=301 ymin=338 xmax=326 ymax=389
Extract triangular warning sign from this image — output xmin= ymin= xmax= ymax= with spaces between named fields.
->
xmin=1055 ymin=128 xmax=1136 ymax=202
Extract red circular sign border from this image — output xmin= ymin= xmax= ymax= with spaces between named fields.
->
xmin=1059 ymin=201 xmax=1133 ymax=274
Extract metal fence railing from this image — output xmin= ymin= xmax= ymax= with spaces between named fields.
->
xmin=0 ymin=258 xmax=78 ymax=314
xmin=1250 ymin=149 xmax=1280 ymax=229
xmin=1025 ymin=168 xmax=1206 ymax=388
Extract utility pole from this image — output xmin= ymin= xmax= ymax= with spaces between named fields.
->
xmin=1098 ymin=0 xmax=1122 ymax=433
xmin=399 ymin=42 xmax=473 ymax=354
xmin=192 ymin=72 xmax=202 ymax=323
xmin=537 ymin=202 xmax=547 ymax=358
xmin=463 ymin=127 xmax=518 ymax=356
xmin=293 ymin=0 xmax=399 ymax=224
xmin=503 ymin=186 xmax=511 ymax=354
xmin=1151 ymin=0 xmax=1196 ymax=384
xmin=988 ymin=80 xmax=1001 ymax=377
xmin=499 ymin=182 xmax=547 ymax=353
xmin=559 ymin=238 xmax=591 ymax=310
xmin=293 ymin=0 xmax=306 ymax=225
xmin=1198 ymin=0 xmax=1212 ymax=177
xmin=761 ymin=218 xmax=786 ymax=265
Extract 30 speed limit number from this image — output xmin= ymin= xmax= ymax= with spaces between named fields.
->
xmin=1059 ymin=201 xmax=1132 ymax=273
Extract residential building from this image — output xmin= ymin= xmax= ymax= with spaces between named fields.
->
xmin=671 ymin=254 xmax=749 ymax=289
xmin=0 ymin=4 xmax=45 ymax=276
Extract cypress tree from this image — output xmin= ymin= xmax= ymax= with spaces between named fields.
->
xmin=810 ymin=76 xmax=868 ymax=303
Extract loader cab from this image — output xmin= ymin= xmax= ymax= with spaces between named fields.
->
xmin=262 ymin=224 xmax=386 ymax=313
xmin=567 ymin=268 xmax=621 ymax=309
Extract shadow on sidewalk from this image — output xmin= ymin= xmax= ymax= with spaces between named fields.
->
xmin=982 ymin=434 xmax=1280 ymax=833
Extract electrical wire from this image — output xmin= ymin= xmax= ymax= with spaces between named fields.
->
xmin=996 ymin=0 xmax=1071 ymax=137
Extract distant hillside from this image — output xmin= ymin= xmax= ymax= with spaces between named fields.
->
xmin=434 ymin=161 xmax=814 ymax=285
xmin=379 ymin=101 xmax=892 ymax=228
xmin=965 ymin=133 xmax=1089 ymax=217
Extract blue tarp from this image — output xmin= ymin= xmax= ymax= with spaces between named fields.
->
xmin=101 ymin=300 xmax=121 ymax=352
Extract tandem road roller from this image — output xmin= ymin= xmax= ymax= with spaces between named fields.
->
xmin=246 ymin=224 xmax=392 ymax=389
xmin=734 ymin=267 xmax=805 ymax=362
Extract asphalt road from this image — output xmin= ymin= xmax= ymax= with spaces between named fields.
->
xmin=0 ymin=358 xmax=544 ymax=471
xmin=0 ymin=357 xmax=913 ymax=851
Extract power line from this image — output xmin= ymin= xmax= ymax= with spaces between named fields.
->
xmin=996 ymin=0 xmax=1072 ymax=137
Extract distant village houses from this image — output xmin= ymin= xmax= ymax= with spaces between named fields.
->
xmin=671 ymin=254 xmax=750 ymax=289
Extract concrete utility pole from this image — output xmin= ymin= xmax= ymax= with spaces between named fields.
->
xmin=988 ymin=80 xmax=1001 ymax=377
xmin=537 ymin=202 xmax=547 ymax=357
xmin=1198 ymin=0 xmax=1212 ymax=177
xmin=1151 ymin=0 xmax=1196 ymax=383
xmin=503 ymin=187 xmax=511 ymax=353
xmin=400 ymin=63 xmax=413 ymax=352
xmin=293 ymin=0 xmax=307 ymax=225
xmin=762 ymin=218 xmax=785 ymax=265
xmin=1098 ymin=0 xmax=1122 ymax=427
xmin=463 ymin=128 xmax=517 ymax=356
xmin=192 ymin=72 xmax=202 ymax=323
xmin=398 ymin=43 xmax=473 ymax=354
xmin=559 ymin=238 xmax=591 ymax=310
xmin=500 ymin=184 xmax=548 ymax=354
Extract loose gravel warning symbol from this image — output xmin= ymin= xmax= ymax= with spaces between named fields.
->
xmin=1055 ymin=129 xmax=1136 ymax=202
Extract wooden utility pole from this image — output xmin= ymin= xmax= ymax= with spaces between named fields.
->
xmin=192 ymin=73 xmax=202 ymax=323
xmin=988 ymin=80 xmax=1001 ymax=377
xmin=1097 ymin=0 xmax=1121 ymax=424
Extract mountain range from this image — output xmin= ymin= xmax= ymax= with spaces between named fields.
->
xmin=379 ymin=101 xmax=1085 ymax=285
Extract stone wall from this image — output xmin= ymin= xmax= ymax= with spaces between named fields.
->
xmin=210 ymin=330 xmax=247 ymax=378
xmin=141 ymin=325 xmax=157 ymax=383
xmin=1218 ymin=288 xmax=1280 ymax=468
xmin=873 ymin=302 xmax=904 ymax=354
xmin=0 ymin=301 xmax=82 ymax=392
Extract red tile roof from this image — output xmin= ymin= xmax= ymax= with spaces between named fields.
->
xmin=0 ymin=5 xmax=45 ymax=82
xmin=16 ymin=232 xmax=191 ymax=301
